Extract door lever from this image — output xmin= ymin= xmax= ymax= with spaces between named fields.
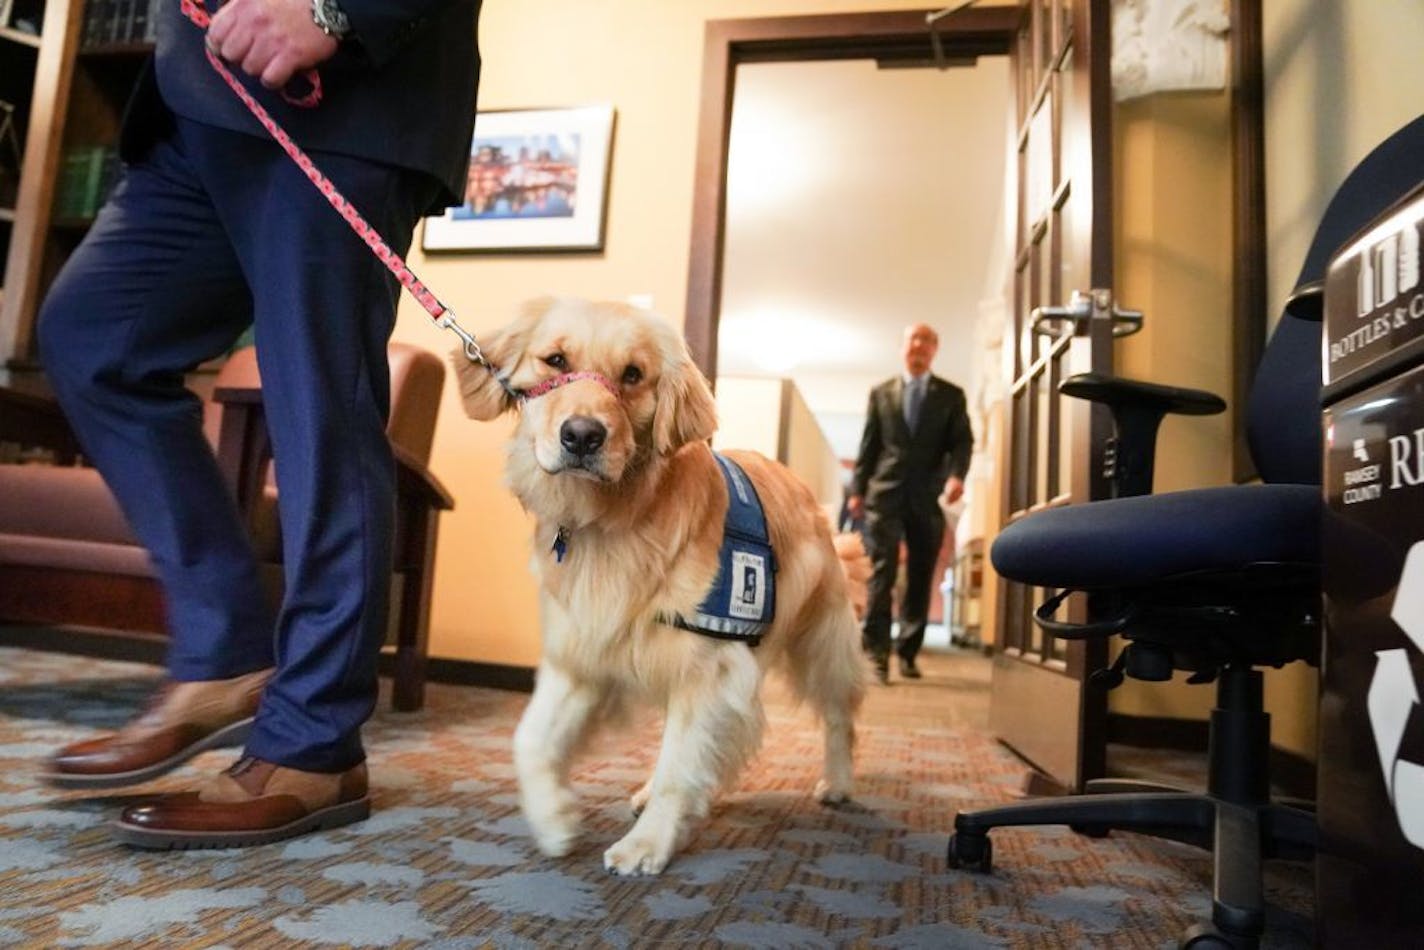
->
xmin=1030 ymin=291 xmax=1092 ymax=338
xmin=1031 ymin=289 xmax=1144 ymax=338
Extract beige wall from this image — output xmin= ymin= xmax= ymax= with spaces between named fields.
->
xmin=782 ymin=383 xmax=844 ymax=515
xmin=1262 ymin=0 xmax=1424 ymax=324
xmin=713 ymin=375 xmax=842 ymax=518
xmin=1106 ymin=92 xmax=1233 ymax=725
xmin=713 ymin=376 xmax=783 ymax=459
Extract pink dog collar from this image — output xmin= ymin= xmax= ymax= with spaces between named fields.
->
xmin=522 ymin=371 xmax=620 ymax=401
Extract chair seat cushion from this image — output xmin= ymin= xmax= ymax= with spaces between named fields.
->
xmin=0 ymin=465 xmax=138 ymax=546
xmin=990 ymin=484 xmax=1320 ymax=589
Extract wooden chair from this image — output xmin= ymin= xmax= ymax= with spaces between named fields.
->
xmin=0 ymin=342 xmax=453 ymax=710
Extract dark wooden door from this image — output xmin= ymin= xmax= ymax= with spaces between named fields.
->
xmin=988 ymin=0 xmax=1122 ymax=793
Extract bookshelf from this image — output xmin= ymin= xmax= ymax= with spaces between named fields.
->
xmin=0 ymin=0 xmax=151 ymax=384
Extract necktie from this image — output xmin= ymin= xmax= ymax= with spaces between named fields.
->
xmin=904 ymin=378 xmax=923 ymax=431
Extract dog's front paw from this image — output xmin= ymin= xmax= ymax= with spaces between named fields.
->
xmin=522 ymin=788 xmax=582 ymax=857
xmin=814 ymin=778 xmax=852 ymax=805
xmin=603 ymin=831 xmax=675 ymax=876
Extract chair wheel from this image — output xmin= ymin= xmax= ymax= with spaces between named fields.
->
xmin=946 ymin=832 xmax=992 ymax=872
xmin=1070 ymin=823 xmax=1111 ymax=838
xmin=1180 ymin=923 xmax=1256 ymax=950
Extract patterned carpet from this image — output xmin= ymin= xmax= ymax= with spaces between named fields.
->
xmin=0 ymin=639 xmax=1313 ymax=948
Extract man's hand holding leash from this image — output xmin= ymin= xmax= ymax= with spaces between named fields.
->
xmin=207 ymin=0 xmax=339 ymax=89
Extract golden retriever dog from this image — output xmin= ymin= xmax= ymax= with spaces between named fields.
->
xmin=453 ymin=296 xmax=868 ymax=876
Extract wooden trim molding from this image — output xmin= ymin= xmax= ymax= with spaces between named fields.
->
xmin=1107 ymin=711 xmax=1315 ymax=801
xmin=1230 ymin=0 xmax=1267 ymax=482
xmin=0 ymin=624 xmax=536 ymax=694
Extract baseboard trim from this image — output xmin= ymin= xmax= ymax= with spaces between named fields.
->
xmin=1107 ymin=712 xmax=1208 ymax=751
xmin=0 ymin=624 xmax=167 ymax=665
xmin=0 ymin=625 xmax=536 ymax=694
xmin=1108 ymin=711 xmax=1316 ymax=800
xmin=376 ymin=654 xmax=536 ymax=693
xmin=1269 ymin=745 xmax=1317 ymax=801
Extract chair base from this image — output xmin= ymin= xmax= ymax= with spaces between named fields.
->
xmin=950 ymin=668 xmax=1316 ymax=949
xmin=949 ymin=788 xmax=1314 ymax=948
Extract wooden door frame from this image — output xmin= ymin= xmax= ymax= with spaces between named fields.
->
xmin=992 ymin=0 xmax=1117 ymax=792
xmin=682 ymin=6 xmax=1020 ymax=376
xmin=682 ymin=4 xmax=1266 ymax=482
xmin=1230 ymin=0 xmax=1266 ymax=482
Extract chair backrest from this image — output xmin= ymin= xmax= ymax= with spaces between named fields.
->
xmin=204 ymin=342 xmax=447 ymax=465
xmin=1246 ymin=114 xmax=1424 ymax=485
xmin=387 ymin=343 xmax=447 ymax=465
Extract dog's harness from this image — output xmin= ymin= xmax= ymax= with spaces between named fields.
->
xmin=656 ymin=453 xmax=777 ymax=647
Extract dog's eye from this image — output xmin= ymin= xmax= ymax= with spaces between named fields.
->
xmin=621 ymin=365 xmax=643 ymax=386
xmin=543 ymin=353 xmax=568 ymax=371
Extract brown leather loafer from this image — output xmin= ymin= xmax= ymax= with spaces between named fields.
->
xmin=113 ymin=756 xmax=370 ymax=849
xmin=44 ymin=668 xmax=272 ymax=789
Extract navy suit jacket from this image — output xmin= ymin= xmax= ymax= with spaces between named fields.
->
xmin=121 ymin=0 xmax=482 ymax=212
xmin=851 ymin=374 xmax=974 ymax=517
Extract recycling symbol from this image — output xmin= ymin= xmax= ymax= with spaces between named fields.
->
xmin=1370 ymin=541 xmax=1424 ymax=849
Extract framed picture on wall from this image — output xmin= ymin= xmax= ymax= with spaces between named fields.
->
xmin=422 ymin=104 xmax=616 ymax=253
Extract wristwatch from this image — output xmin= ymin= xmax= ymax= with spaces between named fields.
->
xmin=311 ymin=0 xmax=351 ymax=38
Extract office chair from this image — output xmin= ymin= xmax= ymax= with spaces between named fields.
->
xmin=947 ymin=114 xmax=1424 ymax=950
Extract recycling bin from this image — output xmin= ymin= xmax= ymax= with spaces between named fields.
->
xmin=1319 ymin=182 xmax=1424 ymax=946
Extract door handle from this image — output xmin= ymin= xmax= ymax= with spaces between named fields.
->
xmin=1031 ymin=289 xmax=1144 ymax=339
xmin=1107 ymin=305 xmax=1144 ymax=337
xmin=1030 ymin=291 xmax=1092 ymax=338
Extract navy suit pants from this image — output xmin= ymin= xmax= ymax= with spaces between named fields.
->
xmin=861 ymin=502 xmax=946 ymax=664
xmin=38 ymin=114 xmax=439 ymax=772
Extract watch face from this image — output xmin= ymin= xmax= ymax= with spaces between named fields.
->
xmin=316 ymin=0 xmax=349 ymax=34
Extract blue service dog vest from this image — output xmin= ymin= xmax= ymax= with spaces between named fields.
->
xmin=664 ymin=453 xmax=777 ymax=646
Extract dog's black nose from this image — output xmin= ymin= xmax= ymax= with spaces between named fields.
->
xmin=560 ymin=416 xmax=606 ymax=457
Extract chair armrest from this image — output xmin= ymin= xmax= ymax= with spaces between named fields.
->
xmin=394 ymin=444 xmax=454 ymax=511
xmin=0 ymin=387 xmax=84 ymax=464
xmin=1060 ymin=373 xmax=1226 ymax=417
xmin=1059 ymin=373 xmax=1226 ymax=498
xmin=213 ymin=386 xmax=452 ymax=519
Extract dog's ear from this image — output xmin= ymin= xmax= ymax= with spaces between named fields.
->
xmin=653 ymin=350 xmax=719 ymax=454
xmin=449 ymin=296 xmax=555 ymax=420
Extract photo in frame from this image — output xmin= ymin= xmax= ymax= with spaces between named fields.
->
xmin=423 ymin=104 xmax=615 ymax=253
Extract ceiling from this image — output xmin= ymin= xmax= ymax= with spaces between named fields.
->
xmin=716 ymin=56 xmax=1012 ymax=456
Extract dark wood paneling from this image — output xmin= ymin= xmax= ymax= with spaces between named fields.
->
xmin=1230 ymin=0 xmax=1266 ymax=483
xmin=989 ymin=649 xmax=1082 ymax=783
xmin=0 ymin=566 xmax=167 ymax=634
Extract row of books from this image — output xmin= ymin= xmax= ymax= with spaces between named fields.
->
xmin=55 ymin=145 xmax=120 ymax=220
xmin=81 ymin=0 xmax=159 ymax=47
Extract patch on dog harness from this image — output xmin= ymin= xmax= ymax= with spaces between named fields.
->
xmin=662 ymin=453 xmax=776 ymax=647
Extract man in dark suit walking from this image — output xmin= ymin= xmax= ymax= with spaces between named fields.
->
xmin=848 ymin=324 xmax=973 ymax=684
xmin=38 ymin=0 xmax=482 ymax=847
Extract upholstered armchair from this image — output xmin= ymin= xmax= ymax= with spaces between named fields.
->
xmin=0 ymin=342 xmax=452 ymax=711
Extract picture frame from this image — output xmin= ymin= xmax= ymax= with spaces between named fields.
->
xmin=422 ymin=104 xmax=616 ymax=254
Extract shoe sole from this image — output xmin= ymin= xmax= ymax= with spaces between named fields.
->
xmin=111 ymin=796 xmax=371 ymax=850
xmin=41 ymin=717 xmax=255 ymax=790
